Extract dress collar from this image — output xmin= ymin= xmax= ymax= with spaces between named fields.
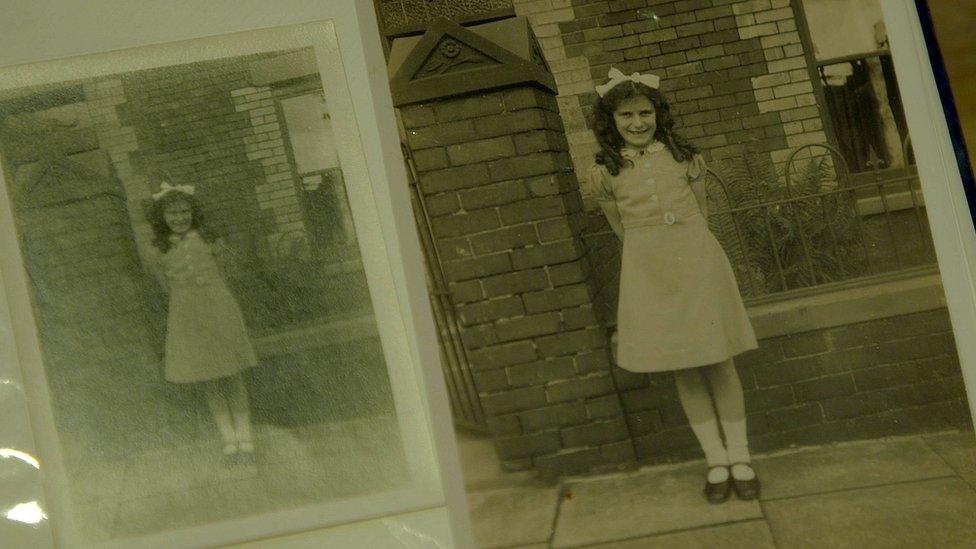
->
xmin=620 ymin=140 xmax=666 ymax=159
xmin=169 ymin=230 xmax=198 ymax=245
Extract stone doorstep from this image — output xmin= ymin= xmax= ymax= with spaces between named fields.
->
xmin=547 ymin=429 xmax=970 ymax=488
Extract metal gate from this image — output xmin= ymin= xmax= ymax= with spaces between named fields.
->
xmin=401 ymin=143 xmax=487 ymax=431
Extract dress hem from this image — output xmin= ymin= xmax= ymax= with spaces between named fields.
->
xmin=616 ymin=340 xmax=758 ymax=374
xmin=165 ymin=362 xmax=257 ymax=384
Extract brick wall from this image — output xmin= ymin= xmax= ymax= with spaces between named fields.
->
xmin=514 ymin=0 xmax=829 ymax=180
xmin=232 ymin=84 xmax=306 ymax=246
xmin=513 ymin=0 xmax=599 ymax=186
xmin=617 ymin=307 xmax=970 ymax=463
xmin=117 ymin=58 xmax=299 ymax=256
xmin=401 ymin=86 xmax=638 ymax=474
xmin=508 ymin=0 xmax=836 ymax=328
xmin=2 ymin=55 xmax=366 ymax=459
xmin=15 ymin=192 xmax=177 ymax=460
xmin=394 ymin=2 xmax=970 ymax=474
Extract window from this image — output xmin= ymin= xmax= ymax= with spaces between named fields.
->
xmin=798 ymin=0 xmax=911 ymax=173
xmin=279 ymin=90 xmax=356 ymax=249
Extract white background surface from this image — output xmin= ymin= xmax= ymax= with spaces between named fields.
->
xmin=882 ymin=0 xmax=976 ymax=431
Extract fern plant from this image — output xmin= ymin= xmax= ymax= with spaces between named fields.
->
xmin=706 ymin=151 xmax=866 ymax=296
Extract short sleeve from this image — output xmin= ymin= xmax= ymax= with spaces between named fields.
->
xmin=211 ymin=238 xmax=239 ymax=278
xmin=686 ymin=154 xmax=708 ymax=217
xmin=686 ymin=153 xmax=706 ymax=181
xmin=584 ymin=163 xmax=614 ymax=201
xmin=584 ymin=163 xmax=624 ymax=240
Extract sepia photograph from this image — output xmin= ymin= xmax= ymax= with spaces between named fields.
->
xmin=0 ymin=18 xmax=452 ymax=548
xmin=1 ymin=0 xmax=976 ymax=547
xmin=378 ymin=0 xmax=976 ymax=547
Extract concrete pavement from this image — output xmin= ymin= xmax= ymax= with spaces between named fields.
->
xmin=459 ymin=429 xmax=976 ymax=548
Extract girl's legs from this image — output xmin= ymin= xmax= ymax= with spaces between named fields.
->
xmin=702 ymin=358 xmax=755 ymax=481
xmin=226 ymin=374 xmax=254 ymax=453
xmin=674 ymin=367 xmax=729 ymax=483
xmin=203 ymin=382 xmax=237 ymax=455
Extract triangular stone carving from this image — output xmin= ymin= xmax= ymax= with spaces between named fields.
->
xmin=15 ymin=151 xmax=119 ymax=209
xmin=389 ymin=17 xmax=557 ymax=107
xmin=415 ymin=36 xmax=503 ymax=78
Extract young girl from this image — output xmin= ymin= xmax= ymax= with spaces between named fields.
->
xmin=586 ymin=68 xmax=761 ymax=502
xmin=148 ymin=182 xmax=259 ymax=464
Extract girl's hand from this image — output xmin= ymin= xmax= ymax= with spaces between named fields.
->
xmin=687 ymin=153 xmax=707 ymax=180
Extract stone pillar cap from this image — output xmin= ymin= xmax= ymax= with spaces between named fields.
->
xmin=388 ymin=16 xmax=557 ymax=107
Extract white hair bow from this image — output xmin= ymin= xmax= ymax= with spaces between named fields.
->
xmin=595 ymin=67 xmax=661 ymax=97
xmin=151 ymin=181 xmax=195 ymax=201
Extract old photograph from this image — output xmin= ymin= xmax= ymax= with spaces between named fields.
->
xmin=0 ymin=22 xmax=441 ymax=547
xmin=378 ymin=0 xmax=976 ymax=547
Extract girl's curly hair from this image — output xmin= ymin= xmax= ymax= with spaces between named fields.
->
xmin=147 ymin=190 xmax=214 ymax=253
xmin=593 ymin=81 xmax=699 ymax=175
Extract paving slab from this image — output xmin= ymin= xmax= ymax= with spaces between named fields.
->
xmin=924 ymin=430 xmax=976 ymax=488
xmin=456 ymin=430 xmax=540 ymax=491
xmin=551 ymin=462 xmax=761 ymax=548
xmin=588 ymin=519 xmax=775 ymax=548
xmin=113 ymin=477 xmax=268 ymax=538
xmin=467 ymin=487 xmax=560 ymax=549
xmin=755 ymin=437 xmax=953 ymax=500
xmin=763 ymin=477 xmax=976 ymax=548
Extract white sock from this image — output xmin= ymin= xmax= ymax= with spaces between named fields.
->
xmin=675 ymin=368 xmax=729 ymax=467
xmin=731 ymin=463 xmax=756 ymax=481
xmin=707 ymin=466 xmax=730 ymax=483
xmin=704 ymin=359 xmax=752 ymax=465
xmin=204 ymin=389 xmax=237 ymax=450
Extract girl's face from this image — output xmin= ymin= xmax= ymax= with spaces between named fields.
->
xmin=163 ymin=199 xmax=193 ymax=235
xmin=613 ymin=95 xmax=657 ymax=149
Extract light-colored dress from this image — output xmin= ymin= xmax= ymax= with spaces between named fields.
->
xmin=154 ymin=231 xmax=258 ymax=383
xmin=586 ymin=141 xmax=757 ymax=373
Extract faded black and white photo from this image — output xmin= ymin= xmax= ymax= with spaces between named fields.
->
xmin=379 ymin=0 xmax=976 ymax=547
xmin=0 ymin=23 xmax=443 ymax=547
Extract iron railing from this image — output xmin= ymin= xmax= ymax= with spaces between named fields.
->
xmin=586 ymin=141 xmax=936 ymax=303
xmin=401 ymin=143 xmax=487 ymax=431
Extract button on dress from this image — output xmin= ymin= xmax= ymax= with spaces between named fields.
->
xmin=155 ymin=231 xmax=258 ymax=383
xmin=586 ymin=142 xmax=757 ymax=373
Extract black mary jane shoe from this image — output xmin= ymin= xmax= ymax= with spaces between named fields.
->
xmin=731 ymin=462 xmax=761 ymax=500
xmin=704 ymin=466 xmax=732 ymax=504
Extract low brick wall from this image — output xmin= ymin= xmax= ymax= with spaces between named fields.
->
xmin=615 ymin=306 xmax=970 ymax=464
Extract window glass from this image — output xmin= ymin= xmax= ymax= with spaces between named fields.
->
xmin=801 ymin=0 xmax=910 ymax=171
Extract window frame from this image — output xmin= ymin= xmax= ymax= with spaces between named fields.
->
xmin=793 ymin=0 xmax=914 ymax=179
xmin=272 ymin=75 xmax=358 ymax=253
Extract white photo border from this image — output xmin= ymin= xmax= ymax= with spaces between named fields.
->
xmin=883 ymin=0 xmax=976 ymax=428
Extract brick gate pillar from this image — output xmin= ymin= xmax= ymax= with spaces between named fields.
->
xmin=390 ymin=17 xmax=634 ymax=475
